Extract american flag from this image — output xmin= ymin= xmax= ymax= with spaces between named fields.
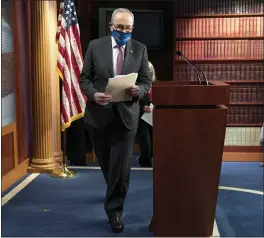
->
xmin=56 ymin=0 xmax=87 ymax=131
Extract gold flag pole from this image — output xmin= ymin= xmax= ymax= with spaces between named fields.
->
xmin=51 ymin=82 xmax=77 ymax=178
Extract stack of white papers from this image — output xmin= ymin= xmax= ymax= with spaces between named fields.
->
xmin=141 ymin=103 xmax=154 ymax=126
xmin=105 ymin=73 xmax=138 ymax=102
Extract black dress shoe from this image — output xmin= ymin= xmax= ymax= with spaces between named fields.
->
xmin=108 ymin=216 xmax=124 ymax=233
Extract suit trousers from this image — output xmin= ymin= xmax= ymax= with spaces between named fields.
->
xmin=93 ymin=106 xmax=136 ymax=219
xmin=137 ymin=118 xmax=153 ymax=163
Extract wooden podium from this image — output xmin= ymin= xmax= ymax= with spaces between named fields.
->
xmin=150 ymin=81 xmax=231 ymax=237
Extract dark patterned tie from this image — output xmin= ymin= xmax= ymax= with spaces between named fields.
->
xmin=115 ymin=46 xmax=124 ymax=75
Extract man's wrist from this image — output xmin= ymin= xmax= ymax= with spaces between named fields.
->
xmin=134 ymin=85 xmax=140 ymax=97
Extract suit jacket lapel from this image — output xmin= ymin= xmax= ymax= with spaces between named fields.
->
xmin=122 ymin=40 xmax=133 ymax=75
xmin=104 ymin=35 xmax=114 ymax=78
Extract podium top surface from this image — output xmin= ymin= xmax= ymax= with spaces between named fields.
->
xmin=152 ymin=81 xmax=231 ymax=106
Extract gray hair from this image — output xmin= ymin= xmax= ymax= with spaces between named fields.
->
xmin=148 ymin=61 xmax=156 ymax=83
xmin=110 ymin=8 xmax=134 ymax=24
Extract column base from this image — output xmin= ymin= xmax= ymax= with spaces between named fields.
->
xmin=53 ymin=151 xmax=63 ymax=164
xmin=27 ymin=166 xmax=57 ymax=174
xmin=30 ymin=157 xmax=57 ymax=169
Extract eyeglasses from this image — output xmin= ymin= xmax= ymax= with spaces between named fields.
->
xmin=110 ymin=23 xmax=134 ymax=33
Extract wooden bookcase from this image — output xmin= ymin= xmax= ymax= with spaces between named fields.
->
xmin=174 ymin=0 xmax=264 ymax=128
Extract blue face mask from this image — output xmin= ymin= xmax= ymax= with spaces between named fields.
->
xmin=111 ymin=30 xmax=131 ymax=47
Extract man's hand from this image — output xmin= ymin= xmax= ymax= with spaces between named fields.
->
xmin=143 ymin=106 xmax=152 ymax=113
xmin=93 ymin=92 xmax=112 ymax=105
xmin=125 ymin=85 xmax=140 ymax=97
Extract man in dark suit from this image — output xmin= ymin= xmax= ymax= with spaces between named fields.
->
xmin=80 ymin=8 xmax=151 ymax=233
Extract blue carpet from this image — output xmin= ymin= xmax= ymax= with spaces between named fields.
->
xmin=216 ymin=162 xmax=264 ymax=237
xmin=1 ymin=162 xmax=264 ymax=237
xmin=2 ymin=170 xmax=153 ymax=237
xmin=216 ymin=191 xmax=263 ymax=237
xmin=219 ymin=162 xmax=264 ymax=191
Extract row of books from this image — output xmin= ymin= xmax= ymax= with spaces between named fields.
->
xmin=230 ymin=85 xmax=264 ymax=102
xmin=227 ymin=106 xmax=264 ymax=124
xmin=175 ymin=63 xmax=264 ymax=81
xmin=175 ymin=0 xmax=264 ymax=16
xmin=175 ymin=40 xmax=264 ymax=59
xmin=175 ymin=17 xmax=264 ymax=37
xmin=224 ymin=127 xmax=261 ymax=146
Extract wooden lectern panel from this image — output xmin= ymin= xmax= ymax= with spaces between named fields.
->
xmin=152 ymin=104 xmax=228 ymax=237
xmin=152 ymin=81 xmax=230 ymax=106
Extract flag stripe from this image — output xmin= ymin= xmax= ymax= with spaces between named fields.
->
xmin=61 ymin=88 xmax=70 ymax=123
xmin=68 ymin=27 xmax=85 ymax=112
xmin=71 ymin=24 xmax=83 ymax=63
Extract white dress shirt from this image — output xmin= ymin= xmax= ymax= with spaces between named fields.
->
xmin=111 ymin=36 xmax=125 ymax=76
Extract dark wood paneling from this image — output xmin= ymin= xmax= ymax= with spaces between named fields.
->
xmin=1 ymin=133 xmax=15 ymax=176
xmin=13 ymin=0 xmax=32 ymax=163
xmin=77 ymin=0 xmax=92 ymax=55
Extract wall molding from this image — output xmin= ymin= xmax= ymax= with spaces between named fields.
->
xmin=2 ymin=158 xmax=30 ymax=192
xmin=223 ymin=152 xmax=263 ymax=162
xmin=2 ymin=123 xmax=16 ymax=136
xmin=2 ymin=123 xmax=18 ymax=171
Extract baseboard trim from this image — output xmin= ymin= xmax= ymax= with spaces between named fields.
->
xmin=222 ymin=152 xmax=263 ymax=162
xmin=2 ymin=159 xmax=30 ymax=192
xmin=134 ymin=144 xmax=263 ymax=162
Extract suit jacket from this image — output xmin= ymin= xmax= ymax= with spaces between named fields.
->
xmin=80 ymin=35 xmax=151 ymax=131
